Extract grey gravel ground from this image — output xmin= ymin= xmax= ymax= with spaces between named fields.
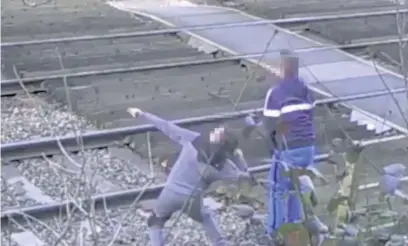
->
xmin=1 ymin=148 xmax=155 ymax=207
xmin=2 ymin=199 xmax=274 ymax=246
xmin=1 ymin=94 xmax=93 ymax=143
xmin=1 ymin=92 xmax=158 ymax=210
xmin=2 ymin=1 xmax=407 ymax=246
xmin=4 ymin=195 xmax=406 ymax=246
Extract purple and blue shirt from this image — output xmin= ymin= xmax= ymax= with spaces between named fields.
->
xmin=263 ymin=77 xmax=316 ymax=149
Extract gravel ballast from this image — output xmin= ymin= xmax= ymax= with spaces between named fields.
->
xmin=1 ymin=94 xmax=93 ymax=143
xmin=3 ymin=200 xmax=273 ymax=246
xmin=0 ymin=148 xmax=156 ymax=209
xmin=1 ymin=94 xmax=156 ymax=210
xmin=0 ymin=93 xmax=271 ymax=246
xmin=0 ymin=174 xmax=41 ymax=209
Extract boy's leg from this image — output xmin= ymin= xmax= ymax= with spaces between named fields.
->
xmin=266 ymin=153 xmax=288 ymax=235
xmin=148 ymin=188 xmax=183 ymax=246
xmin=282 ymin=146 xmax=314 ymax=224
xmin=147 ymin=214 xmax=170 ymax=246
xmin=184 ymin=195 xmax=226 ymax=246
xmin=287 ymin=189 xmax=303 ymax=223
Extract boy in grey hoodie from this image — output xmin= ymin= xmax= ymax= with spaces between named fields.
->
xmin=127 ymin=108 xmax=252 ymax=246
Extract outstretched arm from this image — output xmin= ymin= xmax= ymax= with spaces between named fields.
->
xmin=263 ymin=88 xmax=281 ymax=138
xmin=127 ymin=108 xmax=199 ymax=145
xmin=210 ymin=159 xmax=250 ymax=184
xmin=230 ymin=148 xmax=249 ymax=172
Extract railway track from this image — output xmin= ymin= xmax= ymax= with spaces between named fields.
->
xmin=1 ymin=0 xmax=408 ymax=245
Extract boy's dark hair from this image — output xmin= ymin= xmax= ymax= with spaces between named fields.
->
xmin=280 ymin=49 xmax=292 ymax=56
xmin=193 ymin=129 xmax=239 ymax=170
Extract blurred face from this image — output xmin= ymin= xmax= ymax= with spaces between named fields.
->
xmin=207 ymin=127 xmax=239 ymax=166
xmin=280 ymin=58 xmax=292 ymax=78
xmin=279 ymin=60 xmax=286 ymax=78
xmin=209 ymin=126 xmax=225 ymax=143
xmin=279 ymin=54 xmax=298 ymax=80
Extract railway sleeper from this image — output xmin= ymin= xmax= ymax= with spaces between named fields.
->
xmin=13 ymin=56 xmax=229 ymax=81
xmin=70 ymin=79 xmax=265 ymax=111
xmin=3 ymin=35 xmax=182 ymax=60
xmin=101 ymin=100 xmax=264 ymax=129
xmin=1 ymin=21 xmax=162 ymax=43
xmin=2 ymin=19 xmax=153 ymax=41
xmin=38 ymin=59 xmax=241 ymax=91
xmin=1 ymin=7 xmax=154 ymax=39
xmin=307 ymin=15 xmax=401 ymax=44
xmin=16 ymin=53 xmax=213 ymax=82
xmin=1 ymin=4 xmax=131 ymax=21
xmin=81 ymin=90 xmax=264 ymax=128
xmin=244 ymin=0 xmax=396 ymax=20
xmin=47 ymin=75 xmax=264 ymax=113
xmin=8 ymin=47 xmax=207 ymax=74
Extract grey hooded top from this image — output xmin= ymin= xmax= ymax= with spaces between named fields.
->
xmin=140 ymin=112 xmax=250 ymax=195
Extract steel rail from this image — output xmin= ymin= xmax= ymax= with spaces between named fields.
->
xmin=1 ymin=58 xmax=236 ymax=96
xmin=0 ymin=154 xmax=329 ymax=223
xmin=356 ymin=133 xmax=407 ymax=147
xmin=1 ymin=87 xmax=407 ymax=162
xmin=2 ymin=37 xmax=407 ymax=97
xmin=1 ymin=9 xmax=407 ymax=47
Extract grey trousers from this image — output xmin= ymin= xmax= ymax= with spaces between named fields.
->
xmin=148 ymin=187 xmax=226 ymax=246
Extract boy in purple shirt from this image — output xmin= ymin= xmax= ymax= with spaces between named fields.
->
xmin=263 ymin=50 xmax=316 ymax=237
xmin=128 ymin=108 xmax=251 ymax=246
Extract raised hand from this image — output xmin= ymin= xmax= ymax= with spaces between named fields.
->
xmin=127 ymin=107 xmax=143 ymax=118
